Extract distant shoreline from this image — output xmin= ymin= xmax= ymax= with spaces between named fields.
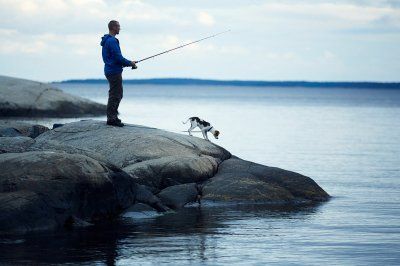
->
xmin=54 ymin=78 xmax=400 ymax=89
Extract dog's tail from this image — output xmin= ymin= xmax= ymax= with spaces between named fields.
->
xmin=182 ymin=118 xmax=190 ymax=124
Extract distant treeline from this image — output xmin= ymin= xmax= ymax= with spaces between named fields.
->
xmin=56 ymin=78 xmax=400 ymax=89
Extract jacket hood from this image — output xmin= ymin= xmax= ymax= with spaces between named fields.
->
xmin=100 ymin=34 xmax=112 ymax=46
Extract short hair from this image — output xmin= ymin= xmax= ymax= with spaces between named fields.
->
xmin=108 ymin=20 xmax=119 ymax=30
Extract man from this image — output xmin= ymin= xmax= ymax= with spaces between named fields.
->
xmin=100 ymin=20 xmax=137 ymax=127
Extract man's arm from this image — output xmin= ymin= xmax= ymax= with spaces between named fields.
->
xmin=109 ymin=38 xmax=133 ymax=67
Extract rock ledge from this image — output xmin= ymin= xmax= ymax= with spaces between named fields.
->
xmin=0 ymin=119 xmax=330 ymax=233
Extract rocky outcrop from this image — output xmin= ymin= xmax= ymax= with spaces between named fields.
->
xmin=0 ymin=119 xmax=330 ymax=233
xmin=202 ymin=157 xmax=328 ymax=203
xmin=0 ymin=75 xmax=106 ymax=117
xmin=123 ymin=155 xmax=220 ymax=192
xmin=35 ymin=121 xmax=230 ymax=167
xmin=0 ymin=151 xmax=130 ymax=233
xmin=35 ymin=120 xmax=329 ymax=203
xmin=0 ymin=150 xmax=167 ymax=234
xmin=0 ymin=120 xmax=49 ymax=138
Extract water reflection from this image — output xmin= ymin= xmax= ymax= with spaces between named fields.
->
xmin=0 ymin=203 xmax=324 ymax=265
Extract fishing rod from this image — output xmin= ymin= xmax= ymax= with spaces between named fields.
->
xmin=132 ymin=30 xmax=230 ymax=68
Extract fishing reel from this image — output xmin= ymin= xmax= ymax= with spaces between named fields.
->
xmin=131 ymin=61 xmax=138 ymax=69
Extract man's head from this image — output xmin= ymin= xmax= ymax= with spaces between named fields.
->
xmin=108 ymin=20 xmax=120 ymax=36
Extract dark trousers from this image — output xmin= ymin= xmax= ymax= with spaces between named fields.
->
xmin=106 ymin=73 xmax=123 ymax=121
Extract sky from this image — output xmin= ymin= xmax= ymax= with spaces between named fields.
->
xmin=0 ymin=0 xmax=399 ymax=82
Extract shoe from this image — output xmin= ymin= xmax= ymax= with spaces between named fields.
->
xmin=107 ymin=120 xmax=124 ymax=127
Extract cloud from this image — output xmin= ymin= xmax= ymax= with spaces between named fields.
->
xmin=258 ymin=2 xmax=400 ymax=30
xmin=210 ymin=1 xmax=400 ymax=36
xmin=0 ymin=29 xmax=100 ymax=56
xmin=0 ymin=0 xmax=399 ymax=81
xmin=0 ymin=31 xmax=57 ymax=54
xmin=322 ymin=50 xmax=335 ymax=60
xmin=197 ymin=11 xmax=215 ymax=26
xmin=264 ymin=52 xmax=298 ymax=61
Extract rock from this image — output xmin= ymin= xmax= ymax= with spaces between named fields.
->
xmin=0 ymin=191 xmax=59 ymax=233
xmin=28 ymin=125 xmax=49 ymax=138
xmin=36 ymin=120 xmax=230 ymax=192
xmin=122 ymin=202 xmax=163 ymax=220
xmin=28 ymin=138 xmax=110 ymax=166
xmin=36 ymin=120 xmax=230 ymax=167
xmin=202 ymin=158 xmax=330 ymax=203
xmin=64 ymin=216 xmax=93 ymax=228
xmin=0 ymin=151 xmax=158 ymax=233
xmin=36 ymin=120 xmax=329 ymax=205
xmin=0 ymin=137 xmax=35 ymax=153
xmin=157 ymin=183 xmax=199 ymax=209
xmin=0 ymin=133 xmax=110 ymax=164
xmin=123 ymin=155 xmax=219 ymax=190
xmin=0 ymin=127 xmax=22 ymax=137
xmin=0 ymin=119 xmax=331 ymax=233
xmin=0 ymin=75 xmax=106 ymax=117
xmin=125 ymin=203 xmax=158 ymax=212
xmin=202 ymin=174 xmax=295 ymax=202
xmin=134 ymin=184 xmax=169 ymax=212
xmin=0 ymin=120 xmax=49 ymax=138
xmin=52 ymin=123 xmax=64 ymax=129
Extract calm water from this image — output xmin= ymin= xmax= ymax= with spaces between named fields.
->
xmin=1 ymin=83 xmax=399 ymax=265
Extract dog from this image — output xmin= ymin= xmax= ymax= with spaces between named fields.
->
xmin=183 ymin=117 xmax=220 ymax=141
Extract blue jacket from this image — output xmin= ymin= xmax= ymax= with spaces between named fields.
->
xmin=100 ymin=34 xmax=132 ymax=76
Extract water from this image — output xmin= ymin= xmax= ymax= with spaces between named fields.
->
xmin=1 ymin=83 xmax=399 ymax=265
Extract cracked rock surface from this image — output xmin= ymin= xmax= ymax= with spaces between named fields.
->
xmin=0 ymin=75 xmax=105 ymax=117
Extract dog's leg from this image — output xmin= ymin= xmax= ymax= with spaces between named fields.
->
xmin=202 ymin=130 xmax=210 ymax=141
xmin=188 ymin=122 xmax=196 ymax=136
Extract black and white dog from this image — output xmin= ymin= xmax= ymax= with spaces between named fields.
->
xmin=183 ymin=117 xmax=220 ymax=141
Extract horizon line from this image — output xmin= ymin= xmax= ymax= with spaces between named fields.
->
xmin=54 ymin=77 xmax=400 ymax=83
xmin=54 ymin=77 xmax=400 ymax=89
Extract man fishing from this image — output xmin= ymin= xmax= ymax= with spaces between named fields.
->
xmin=100 ymin=24 xmax=228 ymax=127
xmin=100 ymin=20 xmax=137 ymax=127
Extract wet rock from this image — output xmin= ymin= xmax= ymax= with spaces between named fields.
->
xmin=125 ymin=203 xmax=158 ymax=212
xmin=0 ymin=151 xmax=142 ymax=233
xmin=0 ymin=191 xmax=58 ymax=233
xmin=134 ymin=184 xmax=169 ymax=212
xmin=157 ymin=183 xmax=199 ymax=209
xmin=202 ymin=158 xmax=330 ymax=203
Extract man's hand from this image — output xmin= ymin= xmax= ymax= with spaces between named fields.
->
xmin=131 ymin=61 xmax=138 ymax=69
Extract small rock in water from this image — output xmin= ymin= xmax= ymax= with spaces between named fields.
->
xmin=52 ymin=123 xmax=64 ymax=129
